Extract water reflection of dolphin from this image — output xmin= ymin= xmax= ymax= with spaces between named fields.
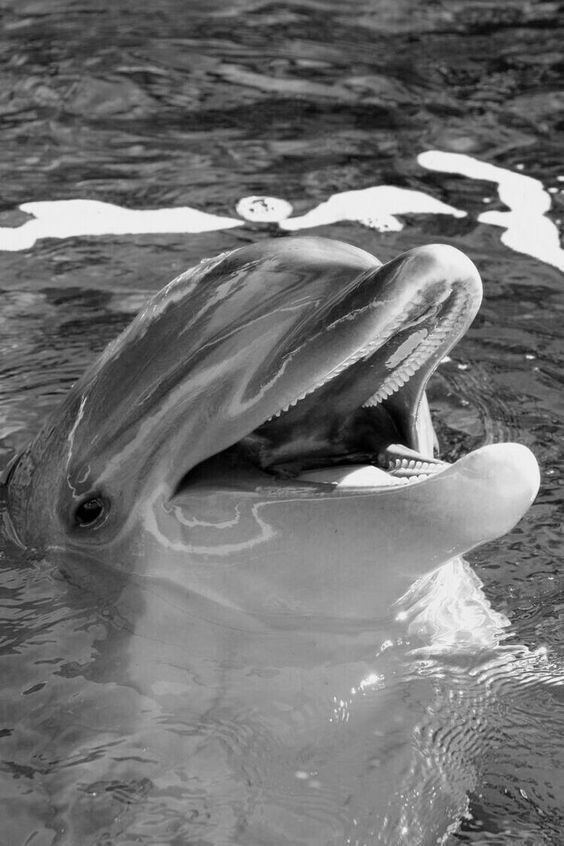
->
xmin=3 ymin=237 xmax=540 ymax=843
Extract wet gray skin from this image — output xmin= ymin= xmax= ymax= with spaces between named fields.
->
xmin=5 ymin=236 xmax=484 ymax=550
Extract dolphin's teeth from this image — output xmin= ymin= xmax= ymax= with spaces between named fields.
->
xmin=363 ymin=289 xmax=468 ymax=411
xmin=267 ymin=288 xmax=469 ymax=424
xmin=271 ymin=388 xmax=315 ymax=418
xmin=384 ymin=456 xmax=446 ymax=479
xmin=265 ymin=337 xmax=399 ymax=421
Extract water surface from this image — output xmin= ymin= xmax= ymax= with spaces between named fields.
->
xmin=0 ymin=1 xmax=563 ymax=843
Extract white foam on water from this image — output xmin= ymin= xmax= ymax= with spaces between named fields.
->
xmin=280 ymin=184 xmax=466 ymax=232
xmin=0 ymin=199 xmax=241 ymax=252
xmin=396 ymin=556 xmax=511 ymax=652
xmin=236 ymin=195 xmax=293 ymax=222
xmin=0 ymin=153 xmax=562 ymax=275
xmin=419 ymin=150 xmax=564 ymax=272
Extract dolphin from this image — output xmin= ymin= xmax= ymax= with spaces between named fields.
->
xmin=2 ymin=236 xmax=540 ymax=843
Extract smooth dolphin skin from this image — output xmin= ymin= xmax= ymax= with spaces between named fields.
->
xmin=2 ymin=236 xmax=541 ymax=844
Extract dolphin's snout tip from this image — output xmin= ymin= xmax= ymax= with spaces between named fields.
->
xmin=396 ymin=243 xmax=482 ymax=311
xmin=456 ymin=442 xmax=540 ymax=542
xmin=407 ymin=242 xmax=477 ymax=270
xmin=464 ymin=442 xmax=540 ymax=501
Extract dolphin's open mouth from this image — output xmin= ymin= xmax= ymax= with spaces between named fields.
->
xmin=202 ymin=277 xmax=473 ymax=490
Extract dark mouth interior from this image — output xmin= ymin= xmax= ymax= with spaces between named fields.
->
xmin=239 ymin=388 xmax=443 ymax=484
xmin=244 ymin=398 xmax=411 ymax=472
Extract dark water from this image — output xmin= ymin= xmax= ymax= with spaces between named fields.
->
xmin=0 ymin=1 xmax=563 ymax=844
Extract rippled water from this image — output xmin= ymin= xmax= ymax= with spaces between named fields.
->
xmin=1 ymin=1 xmax=563 ymax=844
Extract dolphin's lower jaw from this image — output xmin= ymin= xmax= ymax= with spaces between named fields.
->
xmin=141 ymin=441 xmax=539 ymax=624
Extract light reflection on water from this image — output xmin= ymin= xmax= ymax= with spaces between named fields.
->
xmin=0 ymin=1 xmax=563 ymax=843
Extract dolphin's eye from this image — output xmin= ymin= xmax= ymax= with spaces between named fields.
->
xmin=74 ymin=496 xmax=107 ymax=529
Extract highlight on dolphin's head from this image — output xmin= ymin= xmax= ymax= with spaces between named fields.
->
xmin=4 ymin=236 xmax=539 ymax=559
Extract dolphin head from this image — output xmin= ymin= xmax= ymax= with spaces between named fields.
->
xmin=5 ymin=237 xmax=538 ymax=568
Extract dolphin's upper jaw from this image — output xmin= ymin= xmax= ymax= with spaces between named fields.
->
xmin=234 ymin=283 xmax=473 ymax=489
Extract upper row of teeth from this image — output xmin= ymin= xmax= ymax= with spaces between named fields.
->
xmin=267 ymin=290 xmax=467 ymax=421
xmin=363 ymin=296 xmax=466 ymax=409
xmin=267 ymin=333 xmax=391 ymax=420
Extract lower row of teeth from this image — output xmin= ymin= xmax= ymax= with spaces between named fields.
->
xmin=384 ymin=457 xmax=446 ymax=479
